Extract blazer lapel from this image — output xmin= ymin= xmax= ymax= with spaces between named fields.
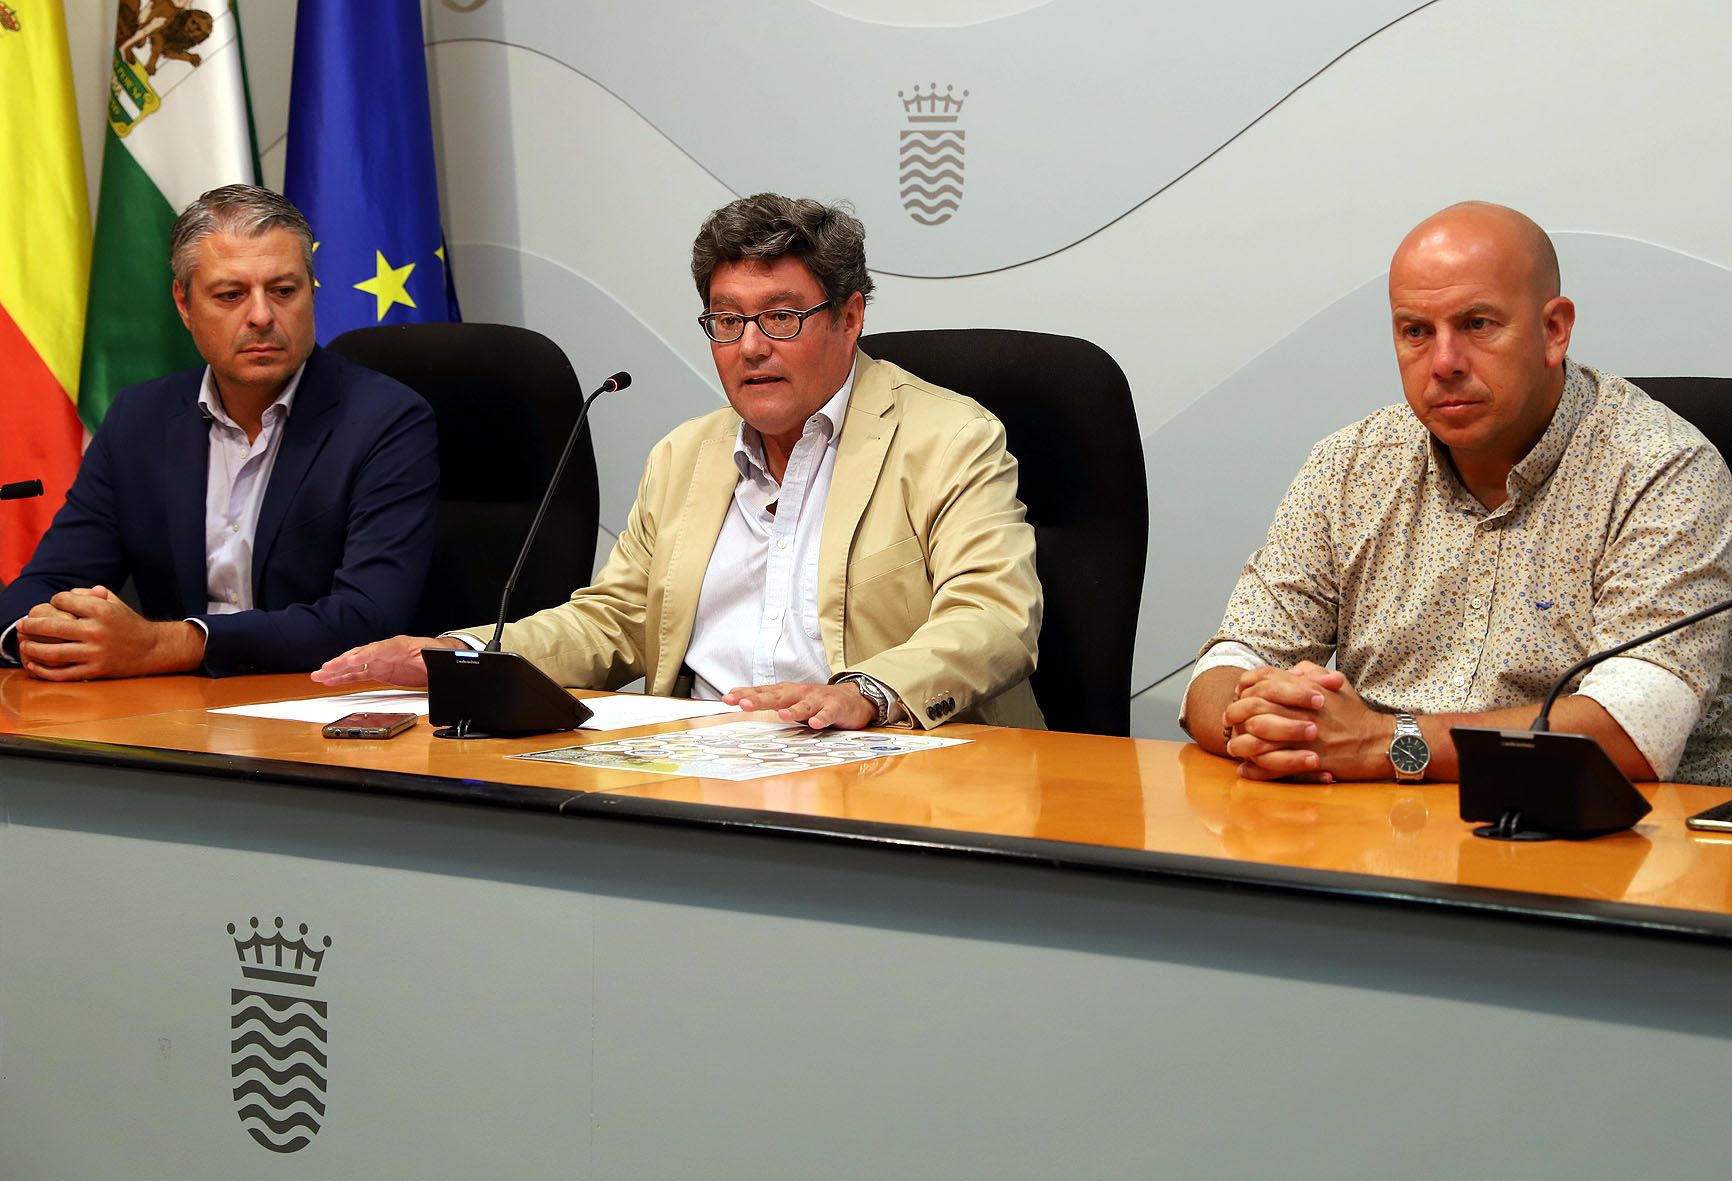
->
xmin=252 ymin=351 xmax=337 ymax=593
xmin=163 ymin=377 xmax=213 ymax=612
xmin=817 ymin=353 xmax=897 ymax=667
xmin=652 ymin=427 xmax=740 ymax=692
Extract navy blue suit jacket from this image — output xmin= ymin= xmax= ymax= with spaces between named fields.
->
xmin=0 ymin=346 xmax=438 ymax=676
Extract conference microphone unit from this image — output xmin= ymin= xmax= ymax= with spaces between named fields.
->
xmin=0 ymin=479 xmax=44 ymax=501
xmin=1455 ymin=593 xmax=1732 ymax=840
xmin=425 ymin=370 xmax=631 ymax=740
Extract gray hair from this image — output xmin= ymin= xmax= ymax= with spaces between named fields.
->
xmin=691 ymin=193 xmax=874 ymax=314
xmin=169 ymin=185 xmax=315 ymax=287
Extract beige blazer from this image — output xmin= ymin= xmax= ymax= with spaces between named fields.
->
xmin=478 ymin=352 xmax=1044 ymax=729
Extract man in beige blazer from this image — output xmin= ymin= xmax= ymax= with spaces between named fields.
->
xmin=316 ymin=194 xmax=1042 ymax=731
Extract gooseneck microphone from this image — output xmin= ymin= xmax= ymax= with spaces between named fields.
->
xmin=1529 ymin=594 xmax=1732 ymax=730
xmin=1456 ymin=592 xmax=1732 ymax=840
xmin=487 ymin=370 xmax=629 ymax=651
xmin=0 ymin=479 xmax=44 ymax=501
xmin=424 ymin=370 xmax=630 ymax=740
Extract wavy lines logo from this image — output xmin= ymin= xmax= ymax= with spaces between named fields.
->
xmin=899 ymin=83 xmax=968 ymax=226
xmin=228 ymin=916 xmax=333 ymax=1154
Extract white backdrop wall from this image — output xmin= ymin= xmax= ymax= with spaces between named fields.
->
xmin=61 ymin=1 xmax=1732 ymax=739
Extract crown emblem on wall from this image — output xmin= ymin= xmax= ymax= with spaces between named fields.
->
xmin=228 ymin=916 xmax=333 ymax=1154
xmin=898 ymin=82 xmax=969 ymax=226
xmin=901 ymin=82 xmax=968 ymax=117
xmin=230 ymin=915 xmax=331 ymax=986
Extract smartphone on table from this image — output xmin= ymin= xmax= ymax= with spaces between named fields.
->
xmin=321 ymin=711 xmax=417 ymax=739
xmin=1686 ymin=799 xmax=1732 ymax=832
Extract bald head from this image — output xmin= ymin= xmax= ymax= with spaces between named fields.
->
xmin=1386 ymin=201 xmax=1576 ymax=507
xmin=1392 ymin=201 xmax=1560 ymax=303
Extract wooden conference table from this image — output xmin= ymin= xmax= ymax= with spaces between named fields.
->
xmin=2 ymin=669 xmax=1729 ymax=1179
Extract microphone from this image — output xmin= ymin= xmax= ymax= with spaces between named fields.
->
xmin=487 ymin=371 xmax=629 ymax=651
xmin=424 ymin=370 xmax=630 ymax=740
xmin=1455 ymin=593 xmax=1732 ymax=840
xmin=1 ymin=479 xmax=44 ymax=501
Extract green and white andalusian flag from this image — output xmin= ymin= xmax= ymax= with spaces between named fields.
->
xmin=79 ymin=0 xmax=258 ymax=433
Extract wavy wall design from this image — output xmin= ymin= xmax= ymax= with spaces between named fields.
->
xmin=425 ymin=0 xmax=1426 ymax=275
xmin=806 ymin=0 xmax=1058 ymax=26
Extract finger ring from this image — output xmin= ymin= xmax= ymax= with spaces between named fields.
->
xmin=363 ymin=662 xmax=370 ymax=673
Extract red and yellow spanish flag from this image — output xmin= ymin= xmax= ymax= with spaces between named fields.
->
xmin=0 ymin=0 xmax=90 ymax=583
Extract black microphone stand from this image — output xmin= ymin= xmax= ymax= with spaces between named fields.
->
xmin=1455 ymin=594 xmax=1732 ymax=840
xmin=424 ymin=372 xmax=630 ymax=739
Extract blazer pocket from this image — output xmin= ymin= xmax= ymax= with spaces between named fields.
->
xmin=848 ymin=535 xmax=927 ymax=587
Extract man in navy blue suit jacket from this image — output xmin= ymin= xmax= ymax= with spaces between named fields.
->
xmin=0 ymin=185 xmax=437 ymax=679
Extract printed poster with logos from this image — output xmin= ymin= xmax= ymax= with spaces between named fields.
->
xmin=511 ymin=720 xmax=967 ymax=781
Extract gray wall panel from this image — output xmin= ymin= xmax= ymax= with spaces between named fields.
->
xmin=8 ymin=757 xmax=1728 ymax=1178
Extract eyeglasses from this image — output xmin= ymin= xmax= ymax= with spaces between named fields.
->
xmin=698 ymin=300 xmax=832 ymax=344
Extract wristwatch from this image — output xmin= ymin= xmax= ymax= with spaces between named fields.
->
xmin=834 ymin=672 xmax=893 ymax=727
xmin=1389 ymin=712 xmax=1430 ymax=782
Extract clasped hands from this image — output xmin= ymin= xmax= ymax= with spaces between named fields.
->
xmin=1223 ymin=660 xmax=1394 ymax=782
xmin=15 ymin=585 xmax=204 ymax=680
xmin=313 ymin=639 xmax=881 ymax=730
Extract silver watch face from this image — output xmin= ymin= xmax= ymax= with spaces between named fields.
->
xmin=1390 ymin=734 xmax=1430 ymax=775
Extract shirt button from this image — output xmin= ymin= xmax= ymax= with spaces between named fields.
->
xmin=228 ymin=591 xmax=239 ymax=604
xmin=231 ymin=523 xmax=240 ymax=533
xmin=1453 ymin=674 xmax=1467 ymax=687
xmin=777 ymin=538 xmax=788 ymax=551
xmin=1470 ymin=597 xmax=1484 ymax=610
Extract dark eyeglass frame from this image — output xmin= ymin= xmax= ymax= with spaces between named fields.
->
xmin=697 ymin=300 xmax=833 ymax=344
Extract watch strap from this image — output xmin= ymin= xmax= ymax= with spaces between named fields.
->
xmin=1391 ymin=712 xmax=1427 ymax=781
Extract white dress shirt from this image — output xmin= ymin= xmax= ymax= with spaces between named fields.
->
xmin=198 ymin=364 xmax=303 ymax=616
xmin=683 ymin=372 xmax=855 ymax=698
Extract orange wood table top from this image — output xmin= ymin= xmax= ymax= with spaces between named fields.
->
xmin=4 ymin=669 xmax=1731 ymax=941
xmin=0 ymin=669 xmax=339 ymax=734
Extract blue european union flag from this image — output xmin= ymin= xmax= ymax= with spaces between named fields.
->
xmin=284 ymin=0 xmax=459 ymax=344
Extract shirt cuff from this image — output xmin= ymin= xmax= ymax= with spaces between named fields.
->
xmin=1178 ymin=641 xmax=1267 ymax=733
xmin=444 ymin=632 xmax=488 ymax=651
xmin=1 ymin=619 xmax=21 ymax=665
xmin=1575 ymin=655 xmax=1701 ymax=780
xmin=1190 ymin=641 xmax=1266 ymax=679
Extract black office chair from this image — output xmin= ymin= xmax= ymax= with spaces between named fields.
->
xmin=327 ymin=323 xmax=599 ymax=637
xmin=860 ymin=329 xmax=1147 ymax=736
xmin=1631 ymin=377 xmax=1732 ymax=463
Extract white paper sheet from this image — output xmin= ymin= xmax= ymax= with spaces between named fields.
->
xmin=211 ymin=690 xmax=429 ymax=723
xmin=210 ymin=690 xmax=737 ymax=731
xmin=580 ymin=695 xmax=738 ymax=730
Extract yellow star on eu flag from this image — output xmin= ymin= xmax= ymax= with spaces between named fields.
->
xmin=354 ymin=250 xmax=417 ymax=321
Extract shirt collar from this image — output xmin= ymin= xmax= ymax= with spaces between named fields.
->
xmin=1425 ymin=356 xmax=1588 ymax=512
xmin=733 ymin=359 xmax=857 ymax=481
xmin=1506 ymin=357 xmax=1589 ymax=494
xmin=196 ymin=362 xmax=307 ymax=430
